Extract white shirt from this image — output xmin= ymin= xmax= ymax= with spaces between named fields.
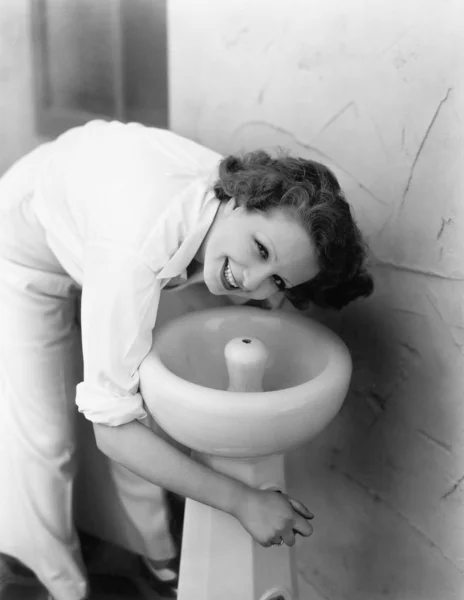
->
xmin=31 ymin=120 xmax=227 ymax=426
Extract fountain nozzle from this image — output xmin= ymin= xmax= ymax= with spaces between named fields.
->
xmin=224 ymin=337 xmax=269 ymax=393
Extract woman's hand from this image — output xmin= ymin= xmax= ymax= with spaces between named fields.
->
xmin=232 ymin=487 xmax=314 ymax=547
xmin=94 ymin=420 xmax=313 ymax=547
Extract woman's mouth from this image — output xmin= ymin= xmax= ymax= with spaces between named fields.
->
xmin=221 ymin=258 xmax=239 ymax=291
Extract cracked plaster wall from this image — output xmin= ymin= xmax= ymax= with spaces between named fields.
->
xmin=168 ymin=1 xmax=464 ymax=599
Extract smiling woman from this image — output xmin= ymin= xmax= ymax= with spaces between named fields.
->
xmin=196 ymin=150 xmax=373 ymax=310
xmin=0 ymin=120 xmax=372 ymax=600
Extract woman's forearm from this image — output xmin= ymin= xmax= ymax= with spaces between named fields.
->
xmin=93 ymin=420 xmax=247 ymax=516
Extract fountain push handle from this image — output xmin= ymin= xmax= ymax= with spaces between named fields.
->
xmin=224 ymin=337 xmax=269 ymax=393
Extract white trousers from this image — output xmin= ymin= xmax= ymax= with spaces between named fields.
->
xmin=0 ymin=152 xmax=176 ymax=600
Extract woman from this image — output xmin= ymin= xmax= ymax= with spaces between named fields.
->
xmin=0 ymin=120 xmax=373 ymax=600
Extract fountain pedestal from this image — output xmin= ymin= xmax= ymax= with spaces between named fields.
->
xmin=139 ymin=306 xmax=352 ymax=600
xmin=179 ymin=453 xmax=295 ymax=600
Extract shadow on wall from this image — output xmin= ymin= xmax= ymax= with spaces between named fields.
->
xmin=305 ymin=291 xmax=405 ymax=424
xmin=286 ymin=268 xmax=461 ymax=597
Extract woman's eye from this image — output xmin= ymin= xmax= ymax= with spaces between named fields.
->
xmin=256 ymin=241 xmax=286 ymax=291
xmin=273 ymin=276 xmax=286 ymax=291
xmin=256 ymin=241 xmax=268 ymax=259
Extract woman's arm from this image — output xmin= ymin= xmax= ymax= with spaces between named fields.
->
xmin=94 ymin=419 xmax=246 ymax=516
xmin=94 ymin=420 xmax=314 ymax=547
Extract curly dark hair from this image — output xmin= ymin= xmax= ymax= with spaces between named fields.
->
xmin=213 ymin=150 xmax=374 ymax=311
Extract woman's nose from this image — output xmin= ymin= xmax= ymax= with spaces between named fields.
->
xmin=242 ymin=266 xmax=272 ymax=293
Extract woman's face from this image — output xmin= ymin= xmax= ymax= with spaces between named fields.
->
xmin=197 ymin=199 xmax=319 ymax=300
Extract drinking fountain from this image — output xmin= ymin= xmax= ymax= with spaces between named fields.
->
xmin=139 ymin=306 xmax=352 ymax=600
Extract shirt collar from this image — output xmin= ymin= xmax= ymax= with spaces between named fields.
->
xmin=156 ymin=174 xmax=221 ymax=282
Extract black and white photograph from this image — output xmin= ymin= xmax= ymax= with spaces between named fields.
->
xmin=0 ymin=1 xmax=462 ymax=599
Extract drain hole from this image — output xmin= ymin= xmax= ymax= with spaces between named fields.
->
xmin=242 ymin=339 xmax=252 ymax=344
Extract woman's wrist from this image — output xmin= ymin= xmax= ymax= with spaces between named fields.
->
xmin=226 ymin=479 xmax=252 ymax=518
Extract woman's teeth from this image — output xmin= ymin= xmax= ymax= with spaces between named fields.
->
xmin=224 ymin=260 xmax=238 ymax=289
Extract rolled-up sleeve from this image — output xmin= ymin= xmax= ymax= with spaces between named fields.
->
xmin=76 ymin=243 xmax=161 ymax=426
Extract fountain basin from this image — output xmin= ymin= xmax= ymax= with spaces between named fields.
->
xmin=140 ymin=306 xmax=352 ymax=458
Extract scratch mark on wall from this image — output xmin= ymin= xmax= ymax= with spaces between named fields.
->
xmin=437 ymin=217 xmax=453 ymax=240
xmin=224 ymin=27 xmax=249 ymax=48
xmin=360 ymin=341 xmax=421 ymax=424
xmin=366 ymin=389 xmax=388 ymax=414
xmin=416 ymin=429 xmax=452 ymax=454
xmin=442 ymin=475 xmax=464 ymax=499
xmin=394 ymin=55 xmax=408 ymax=70
xmin=263 ymin=40 xmax=274 ymax=53
xmin=401 ymin=127 xmax=406 ymax=149
xmin=257 ymin=84 xmax=267 ymax=104
xmin=338 ymin=470 xmax=378 ymax=501
xmin=317 ymin=101 xmax=355 ymax=135
xmin=378 ymin=28 xmax=411 ymax=56
xmin=371 ymin=117 xmax=390 ymax=158
xmin=427 ymin=293 xmax=450 ymax=325
xmin=426 ymin=294 xmax=464 ymax=356
xmin=399 ymin=341 xmax=421 ymax=356
xmin=374 ymin=258 xmax=464 ymax=282
xmin=354 ymin=180 xmax=387 ymax=205
xmin=379 ymin=88 xmax=453 ymax=239
xmin=400 ymin=88 xmax=453 ymax=210
xmin=232 ymin=120 xmax=389 ymax=205
xmin=335 ymin=466 xmax=462 ymax=572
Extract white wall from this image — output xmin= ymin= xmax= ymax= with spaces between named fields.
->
xmin=169 ymin=1 xmax=464 ymax=599
xmin=0 ymin=0 xmax=40 ymax=174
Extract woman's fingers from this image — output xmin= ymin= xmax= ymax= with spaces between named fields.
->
xmin=276 ymin=490 xmax=314 ymax=520
xmin=292 ymin=514 xmax=314 ymax=537
xmin=268 ymin=532 xmax=294 ymax=547
xmin=269 ymin=520 xmax=311 ymax=547
xmin=281 ymin=529 xmax=296 ymax=546
xmin=287 ymin=496 xmax=314 ymax=520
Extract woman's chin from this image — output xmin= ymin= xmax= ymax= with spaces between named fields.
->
xmin=203 ymin=274 xmax=223 ymax=296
